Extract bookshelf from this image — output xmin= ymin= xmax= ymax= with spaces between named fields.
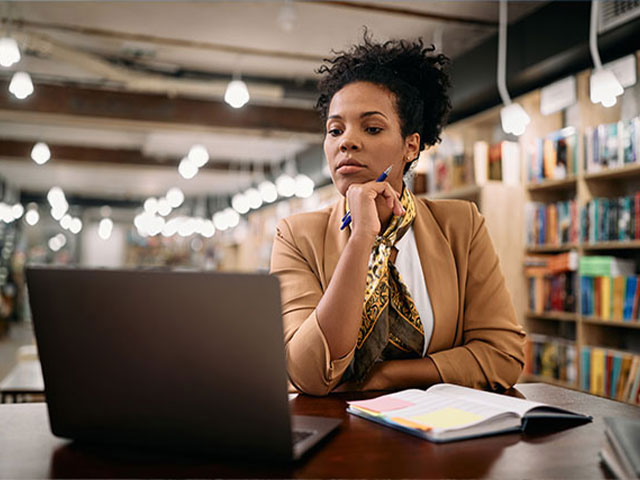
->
xmin=520 ymin=52 xmax=640 ymax=405
xmin=429 ymin=50 xmax=640 ymax=404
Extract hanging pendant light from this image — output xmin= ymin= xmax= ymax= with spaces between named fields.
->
xmin=0 ymin=36 xmax=20 ymax=67
xmin=31 ymin=142 xmax=51 ymax=165
xmin=497 ymin=0 xmax=530 ymax=136
xmin=224 ymin=78 xmax=250 ymax=109
xmin=9 ymin=71 xmax=34 ymax=99
xmin=588 ymin=0 xmax=624 ymax=107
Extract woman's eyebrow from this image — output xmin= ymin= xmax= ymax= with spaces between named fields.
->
xmin=327 ymin=111 xmax=387 ymax=120
xmin=361 ymin=111 xmax=387 ymax=119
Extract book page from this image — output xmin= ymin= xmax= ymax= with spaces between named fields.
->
xmin=426 ymin=384 xmax=548 ymax=417
xmin=350 ymin=389 xmax=516 ymax=432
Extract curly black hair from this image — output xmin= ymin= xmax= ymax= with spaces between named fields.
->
xmin=316 ymin=32 xmax=452 ymax=167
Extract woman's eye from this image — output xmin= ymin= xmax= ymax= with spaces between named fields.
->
xmin=327 ymin=128 xmax=342 ymax=137
xmin=365 ymin=127 xmax=382 ymax=134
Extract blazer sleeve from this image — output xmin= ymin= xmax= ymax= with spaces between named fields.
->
xmin=429 ymin=203 xmax=526 ymax=391
xmin=270 ymin=218 xmax=355 ymax=395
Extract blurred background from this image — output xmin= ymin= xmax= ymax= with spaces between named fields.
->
xmin=1 ymin=0 xmax=640 ymax=400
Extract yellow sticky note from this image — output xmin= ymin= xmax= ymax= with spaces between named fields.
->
xmin=390 ymin=417 xmax=432 ymax=431
xmin=410 ymin=407 xmax=485 ymax=429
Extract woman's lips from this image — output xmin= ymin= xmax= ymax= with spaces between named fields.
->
xmin=337 ymin=164 xmax=366 ymax=174
xmin=336 ymin=161 xmax=366 ymax=175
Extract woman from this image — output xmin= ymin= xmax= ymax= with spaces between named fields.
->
xmin=270 ymin=35 xmax=526 ymax=396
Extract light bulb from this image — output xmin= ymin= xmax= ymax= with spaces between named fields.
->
xmin=60 ymin=214 xmax=73 ymax=230
xmin=48 ymin=236 xmax=62 ymax=252
xmin=162 ymin=217 xmax=180 ymax=237
xmin=0 ymin=37 xmax=21 ymax=67
xmin=178 ymin=157 xmax=198 ymax=179
xmin=590 ymin=68 xmax=624 ymax=107
xmin=31 ymin=142 xmax=51 ymax=165
xmin=276 ymin=174 xmax=296 ymax=197
xmin=11 ymin=203 xmax=24 ymax=220
xmin=245 ymin=188 xmax=263 ymax=210
xmin=258 ymin=180 xmax=278 ymax=203
xmin=500 ymin=102 xmax=530 ymax=136
xmin=98 ymin=218 xmax=113 ymax=240
xmin=156 ymin=198 xmax=171 ymax=216
xmin=0 ymin=203 xmax=11 ymax=222
xmin=144 ymin=197 xmax=158 ymax=215
xmin=25 ymin=208 xmax=39 ymax=226
xmin=47 ymin=186 xmax=66 ymax=208
xmin=9 ymin=71 xmax=34 ymax=100
xmin=231 ymin=193 xmax=250 ymax=214
xmin=224 ymin=208 xmax=240 ymax=228
xmin=224 ymin=79 xmax=250 ymax=108
xmin=213 ymin=211 xmax=229 ymax=231
xmin=166 ymin=187 xmax=184 ymax=208
xmin=201 ymin=219 xmax=215 ymax=238
xmin=69 ymin=218 xmax=82 ymax=234
xmin=188 ymin=144 xmax=209 ymax=168
xmin=50 ymin=207 xmax=66 ymax=221
xmin=294 ymin=174 xmax=315 ymax=198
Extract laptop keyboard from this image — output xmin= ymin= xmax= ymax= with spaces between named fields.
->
xmin=292 ymin=429 xmax=315 ymax=445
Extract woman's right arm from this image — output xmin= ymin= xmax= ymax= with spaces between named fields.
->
xmin=271 ymin=181 xmax=403 ymax=395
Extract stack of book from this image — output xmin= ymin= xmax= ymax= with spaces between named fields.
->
xmin=524 ymin=333 xmax=577 ymax=384
xmin=425 ymin=142 xmax=473 ymax=194
xmin=525 ymin=200 xmax=579 ymax=247
xmin=580 ymin=347 xmax=640 ymax=404
xmin=584 ymin=117 xmax=639 ymax=174
xmin=525 ymin=251 xmax=578 ymax=314
xmin=581 ymin=193 xmax=640 ymax=243
xmin=600 ymin=417 xmax=640 ymax=480
xmin=527 ymin=127 xmax=578 ymax=183
xmin=473 ymin=140 xmax=520 ymax=186
xmin=579 ymin=256 xmax=638 ymax=321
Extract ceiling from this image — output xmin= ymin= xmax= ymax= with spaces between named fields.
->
xmin=0 ymin=0 xmax=547 ymax=203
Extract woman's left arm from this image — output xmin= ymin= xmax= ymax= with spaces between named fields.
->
xmin=427 ymin=203 xmax=526 ymax=390
xmin=356 ymin=202 xmax=526 ymax=392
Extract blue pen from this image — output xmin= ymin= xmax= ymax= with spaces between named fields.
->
xmin=340 ymin=165 xmax=393 ymax=230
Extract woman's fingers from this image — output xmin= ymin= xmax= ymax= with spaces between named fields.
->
xmin=369 ymin=182 xmax=404 ymax=216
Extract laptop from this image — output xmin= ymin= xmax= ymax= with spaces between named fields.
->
xmin=26 ymin=266 xmax=341 ymax=461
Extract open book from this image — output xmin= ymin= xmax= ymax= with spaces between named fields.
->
xmin=347 ymin=383 xmax=592 ymax=443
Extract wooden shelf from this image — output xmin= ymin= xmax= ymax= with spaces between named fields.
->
xmin=521 ymin=374 xmax=576 ymax=389
xmin=526 ymin=176 xmax=577 ymax=192
xmin=424 ymin=184 xmax=481 ymax=200
xmin=581 ymin=317 xmax=640 ymax=329
xmin=582 ymin=240 xmax=640 ymax=251
xmin=583 ymin=162 xmax=640 ymax=182
xmin=526 ymin=244 xmax=578 ymax=253
xmin=526 ymin=311 xmax=578 ymax=322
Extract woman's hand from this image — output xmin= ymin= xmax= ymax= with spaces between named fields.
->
xmin=346 ymin=181 xmax=405 ymax=239
xmin=334 ymin=362 xmax=391 ymax=392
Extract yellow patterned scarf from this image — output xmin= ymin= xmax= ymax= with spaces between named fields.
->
xmin=343 ymin=187 xmax=425 ymax=383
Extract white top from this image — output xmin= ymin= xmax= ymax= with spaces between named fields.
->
xmin=394 ymin=227 xmax=434 ymax=356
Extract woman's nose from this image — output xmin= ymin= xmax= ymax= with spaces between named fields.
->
xmin=339 ymin=133 xmax=361 ymax=152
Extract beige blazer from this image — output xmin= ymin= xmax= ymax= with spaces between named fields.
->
xmin=270 ymin=193 xmax=526 ymax=395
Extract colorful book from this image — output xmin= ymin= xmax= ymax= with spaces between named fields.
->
xmin=610 ymin=353 xmax=623 ymax=399
xmin=591 ymin=348 xmax=606 ymax=395
xmin=612 ymin=276 xmax=626 ymax=321
xmin=581 ymin=347 xmax=591 ymax=391
xmin=346 ymin=384 xmax=591 ymax=443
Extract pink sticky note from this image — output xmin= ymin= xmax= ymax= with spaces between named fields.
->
xmin=348 ymin=396 xmax=415 ymax=413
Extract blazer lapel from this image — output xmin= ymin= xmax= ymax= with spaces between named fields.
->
xmin=411 ymin=194 xmax=460 ymax=354
xmin=322 ymin=197 xmax=350 ymax=290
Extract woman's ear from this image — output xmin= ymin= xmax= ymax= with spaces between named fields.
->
xmin=404 ymin=133 xmax=421 ymax=164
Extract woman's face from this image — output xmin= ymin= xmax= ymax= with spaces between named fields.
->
xmin=324 ymin=81 xmax=419 ymax=196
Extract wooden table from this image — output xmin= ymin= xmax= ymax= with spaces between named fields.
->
xmin=0 ymin=360 xmax=45 ymax=403
xmin=0 ymin=383 xmax=638 ymax=478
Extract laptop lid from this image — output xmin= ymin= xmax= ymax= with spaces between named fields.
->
xmin=27 ymin=266 xmax=300 ymax=459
